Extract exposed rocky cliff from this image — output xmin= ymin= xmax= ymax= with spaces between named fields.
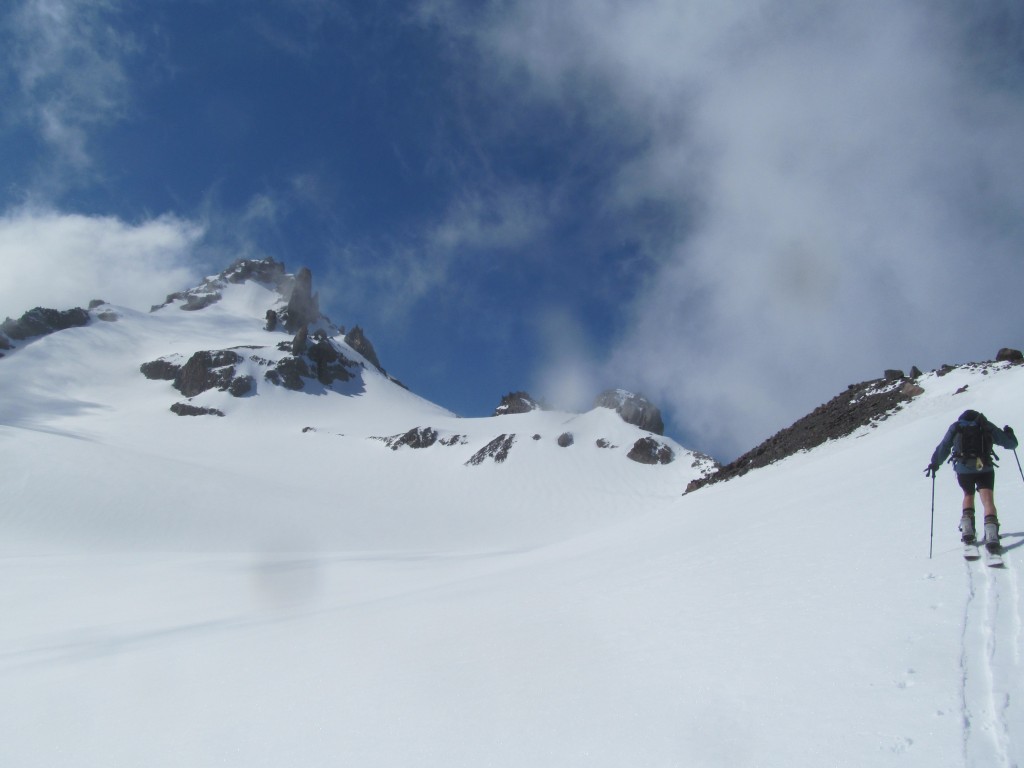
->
xmin=684 ymin=350 xmax=1024 ymax=493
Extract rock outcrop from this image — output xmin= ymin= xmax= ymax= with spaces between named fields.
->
xmin=685 ymin=372 xmax=922 ymax=493
xmin=264 ymin=337 xmax=358 ymax=391
xmin=305 ymin=335 xmax=358 ymax=387
xmin=281 ymin=267 xmax=319 ymax=333
xmin=344 ymin=326 xmax=384 ymax=372
xmin=170 ymin=402 xmax=225 ymax=417
xmin=142 ymin=349 xmax=258 ymax=399
xmin=494 ymin=391 xmax=542 ymax=416
xmin=594 ymin=389 xmax=665 ymax=435
xmin=627 ymin=437 xmax=675 ymax=465
xmin=176 ymin=350 xmax=244 ymax=398
xmin=1 ymin=306 xmax=90 ymax=342
xmin=997 ymin=347 xmax=1023 ymax=363
xmin=466 ymin=434 xmax=516 ymax=465
xmin=385 ymin=427 xmax=439 ymax=450
xmin=153 ymin=258 xmax=288 ymax=312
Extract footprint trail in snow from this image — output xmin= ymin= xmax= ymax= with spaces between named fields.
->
xmin=961 ymin=552 xmax=1024 ymax=768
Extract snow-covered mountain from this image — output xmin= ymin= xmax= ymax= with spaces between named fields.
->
xmin=0 ymin=258 xmax=711 ymax=552
xmin=2 ymin=259 xmax=1023 ymax=767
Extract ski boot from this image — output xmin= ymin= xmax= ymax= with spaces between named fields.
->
xmin=984 ymin=515 xmax=1001 ymax=553
xmin=960 ymin=510 xmax=976 ymax=544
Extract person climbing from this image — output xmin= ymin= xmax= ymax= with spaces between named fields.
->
xmin=925 ymin=409 xmax=1017 ymax=552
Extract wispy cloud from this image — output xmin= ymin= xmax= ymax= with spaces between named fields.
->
xmin=323 ymin=182 xmax=550 ymax=328
xmin=247 ymin=0 xmax=353 ymax=60
xmin=2 ymin=0 xmax=136 ymax=182
xmin=427 ymin=0 xmax=1024 ymax=457
xmin=0 ymin=207 xmax=203 ymax=317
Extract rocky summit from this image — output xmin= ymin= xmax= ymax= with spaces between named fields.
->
xmin=594 ymin=389 xmax=665 ymax=435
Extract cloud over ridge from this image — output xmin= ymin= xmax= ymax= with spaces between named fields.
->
xmin=0 ymin=207 xmax=203 ymax=317
xmin=427 ymin=0 xmax=1024 ymax=457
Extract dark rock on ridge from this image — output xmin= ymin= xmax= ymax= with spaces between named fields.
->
xmin=264 ymin=356 xmax=312 ymax=391
xmin=170 ymin=402 xmax=225 ymax=417
xmin=685 ymin=374 xmax=920 ymax=493
xmin=384 ymin=427 xmax=439 ymax=450
xmin=143 ymin=348 xmax=261 ymax=398
xmin=153 ymin=258 xmax=288 ymax=312
xmin=292 ymin=326 xmax=309 ymax=356
xmin=282 ymin=267 xmax=319 ymax=333
xmin=997 ymin=347 xmax=1023 ymax=363
xmin=627 ymin=437 xmax=675 ymax=465
xmin=344 ymin=326 xmax=384 ymax=372
xmin=374 ymin=429 xmax=467 ymax=449
xmin=262 ymin=337 xmax=358 ymax=391
xmin=686 ymin=351 xmax=1021 ymax=493
xmin=144 ymin=332 xmax=360 ymax=401
xmin=1 ymin=306 xmax=90 ymax=341
xmin=305 ymin=337 xmax=357 ymax=387
xmin=176 ymin=350 xmax=243 ymax=398
xmin=228 ymin=375 xmax=255 ymax=397
xmin=594 ymin=389 xmax=665 ymax=435
xmin=557 ymin=432 xmax=574 ymax=447
xmin=466 ymin=434 xmax=516 ymax=465
xmin=140 ymin=358 xmax=182 ymax=381
xmin=494 ymin=391 xmax=541 ymax=416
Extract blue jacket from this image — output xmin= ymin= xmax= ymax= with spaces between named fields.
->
xmin=931 ymin=415 xmax=1018 ymax=474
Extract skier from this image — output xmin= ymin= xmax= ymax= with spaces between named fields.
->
xmin=925 ymin=409 xmax=1017 ymax=554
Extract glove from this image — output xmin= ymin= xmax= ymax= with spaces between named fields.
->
xmin=1005 ymin=425 xmax=1015 ymax=439
xmin=924 ymin=465 xmax=939 ymax=477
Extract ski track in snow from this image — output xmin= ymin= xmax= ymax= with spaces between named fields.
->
xmin=961 ymin=548 xmax=1024 ymax=768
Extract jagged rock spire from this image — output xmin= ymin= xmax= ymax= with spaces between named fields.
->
xmin=344 ymin=326 xmax=384 ymax=372
xmin=282 ymin=267 xmax=319 ymax=333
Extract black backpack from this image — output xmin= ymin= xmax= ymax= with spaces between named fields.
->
xmin=952 ymin=411 xmax=995 ymax=469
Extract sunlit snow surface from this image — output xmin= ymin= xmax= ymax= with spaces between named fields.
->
xmin=2 ymin=285 xmax=1023 ymax=766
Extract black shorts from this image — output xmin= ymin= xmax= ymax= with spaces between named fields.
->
xmin=957 ymin=471 xmax=995 ymax=493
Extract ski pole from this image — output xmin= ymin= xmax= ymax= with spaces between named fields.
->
xmin=1014 ymin=448 xmax=1024 ymax=484
xmin=929 ymin=472 xmax=936 ymax=559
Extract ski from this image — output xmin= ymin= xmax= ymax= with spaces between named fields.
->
xmin=963 ymin=542 xmax=981 ymax=560
xmin=985 ymin=547 xmax=1004 ymax=568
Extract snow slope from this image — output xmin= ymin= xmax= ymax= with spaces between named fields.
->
xmin=1 ymin=277 xmax=1023 ymax=766
xmin=0 ymin=278 xmax=706 ymax=553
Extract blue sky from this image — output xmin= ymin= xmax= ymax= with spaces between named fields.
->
xmin=1 ymin=0 xmax=1023 ymax=460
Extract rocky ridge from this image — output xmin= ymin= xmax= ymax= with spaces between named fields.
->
xmin=151 ymin=258 xmax=289 ymax=313
xmin=684 ymin=349 xmax=1024 ymax=493
xmin=0 ymin=300 xmax=117 ymax=357
xmin=140 ymin=259 xmax=375 ymax=415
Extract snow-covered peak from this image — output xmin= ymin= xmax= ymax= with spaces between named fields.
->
xmin=151 ymin=257 xmax=289 ymax=313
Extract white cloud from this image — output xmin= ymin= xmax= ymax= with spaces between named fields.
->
xmin=430 ymin=0 xmax=1024 ymax=458
xmin=0 ymin=207 xmax=204 ymax=317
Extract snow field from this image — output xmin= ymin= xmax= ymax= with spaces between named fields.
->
xmin=2 ymin=282 xmax=1024 ymax=766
